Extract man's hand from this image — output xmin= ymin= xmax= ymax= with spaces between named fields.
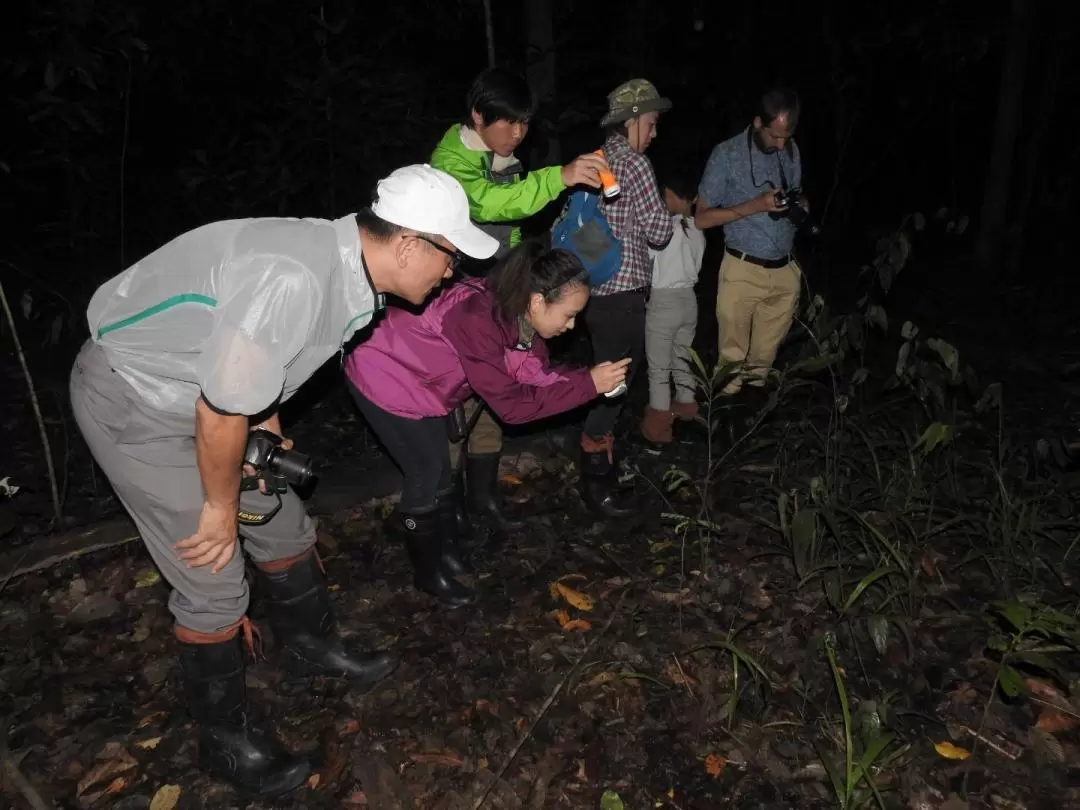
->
xmin=751 ymin=189 xmax=787 ymax=215
xmin=561 ymin=153 xmax=608 ymax=189
xmin=175 ymin=501 xmax=239 ymax=572
xmin=248 ymin=413 xmax=292 ymax=494
xmin=589 ymin=358 xmax=632 ymax=395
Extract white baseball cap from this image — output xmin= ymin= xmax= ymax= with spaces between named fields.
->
xmin=371 ymin=164 xmax=499 ymax=260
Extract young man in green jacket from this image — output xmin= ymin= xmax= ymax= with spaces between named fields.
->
xmin=430 ymin=67 xmax=607 ymax=538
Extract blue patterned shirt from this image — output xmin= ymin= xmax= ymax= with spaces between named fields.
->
xmin=698 ymin=126 xmax=802 ymax=260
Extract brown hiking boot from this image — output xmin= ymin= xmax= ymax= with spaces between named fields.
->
xmin=641 ymin=407 xmax=674 ymax=444
xmin=670 ymin=400 xmax=699 ymax=422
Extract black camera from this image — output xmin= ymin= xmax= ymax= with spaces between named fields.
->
xmin=769 ymin=187 xmax=820 ymax=235
xmin=242 ymin=429 xmax=317 ymax=491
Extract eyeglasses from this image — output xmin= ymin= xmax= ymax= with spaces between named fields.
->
xmin=413 ymin=235 xmax=465 ymax=271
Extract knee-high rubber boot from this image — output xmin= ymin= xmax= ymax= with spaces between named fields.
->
xmin=580 ymin=433 xmax=636 ymax=519
xmin=465 ymin=453 xmax=526 ymax=532
xmin=255 ymin=550 xmax=399 ymax=686
xmin=436 ymin=482 xmax=474 ymax=577
xmin=177 ymin=624 xmax=310 ymax=797
xmin=399 ymin=508 xmax=476 ymax=607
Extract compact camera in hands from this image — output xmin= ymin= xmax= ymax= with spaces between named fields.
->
xmin=769 ymin=187 xmax=820 ymax=235
xmin=242 ymin=429 xmax=317 ymax=493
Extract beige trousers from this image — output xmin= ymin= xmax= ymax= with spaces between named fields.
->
xmin=447 ymin=396 xmax=504 ymax=469
xmin=715 ymin=252 xmax=801 ymax=393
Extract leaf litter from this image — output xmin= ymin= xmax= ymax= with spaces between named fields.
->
xmin=4 ymin=318 xmax=1080 ymax=809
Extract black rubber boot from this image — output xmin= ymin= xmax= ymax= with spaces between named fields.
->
xmin=580 ymin=447 xmax=636 ymax=519
xmin=399 ymin=508 xmax=476 ymax=607
xmin=436 ymin=484 xmax=474 ymax=577
xmin=256 ymin=550 xmax=399 ymax=687
xmin=177 ymin=634 xmax=310 ymax=797
xmin=465 ymin=453 xmax=526 ymax=532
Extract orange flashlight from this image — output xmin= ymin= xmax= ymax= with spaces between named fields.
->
xmin=594 ymin=150 xmax=620 ymax=198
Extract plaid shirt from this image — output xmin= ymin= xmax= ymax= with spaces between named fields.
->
xmin=595 ymin=133 xmax=673 ymax=295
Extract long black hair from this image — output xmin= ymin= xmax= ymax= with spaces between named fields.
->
xmin=487 ymin=240 xmax=589 ymax=321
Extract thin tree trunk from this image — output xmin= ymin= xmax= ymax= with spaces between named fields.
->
xmin=1005 ymin=40 xmax=1059 ymax=273
xmin=483 ymin=0 xmax=495 ymax=69
xmin=524 ymin=0 xmax=559 ymax=166
xmin=974 ymin=0 xmax=1031 ymax=277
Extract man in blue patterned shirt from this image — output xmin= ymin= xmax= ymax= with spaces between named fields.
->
xmin=696 ymin=88 xmax=807 ymax=395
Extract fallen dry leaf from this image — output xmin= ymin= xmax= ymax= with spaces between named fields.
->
xmin=337 ymin=718 xmax=362 ymax=736
xmin=1024 ymin=678 xmax=1074 ymax=711
xmin=551 ymin=581 xmax=594 ymax=611
xmin=665 ymin=659 xmax=698 ymax=688
xmin=563 ymin=619 xmax=592 ymax=632
xmin=498 ymin=472 xmax=523 ymax=486
xmin=77 ymin=743 xmax=137 ymax=796
xmin=307 ymin=773 xmax=322 ymax=789
xmin=342 ymin=790 xmax=368 ymax=805
xmin=588 ymin=671 xmax=616 ymax=685
xmin=105 ymin=776 xmax=129 ymax=795
xmin=135 ymin=568 xmax=161 ymax=588
xmin=704 ymin=753 xmax=726 ymax=778
xmin=933 ymin=741 xmax=971 ymax=760
xmin=553 ymin=609 xmax=571 ymax=627
xmin=1035 ymin=709 xmax=1078 ymax=734
xmin=135 ymin=736 xmax=162 ymax=751
xmin=409 ymin=750 xmax=465 ymax=767
xmin=137 ymin=711 xmax=168 ymax=729
xmin=149 ymin=784 xmax=182 ymax=810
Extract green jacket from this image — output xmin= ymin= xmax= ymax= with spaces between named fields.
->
xmin=430 ymin=124 xmax=564 ymax=252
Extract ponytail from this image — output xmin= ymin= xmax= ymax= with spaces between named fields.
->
xmin=487 ymin=240 xmax=589 ymax=321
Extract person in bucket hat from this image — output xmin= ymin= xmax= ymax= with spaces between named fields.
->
xmin=600 ymin=78 xmax=672 ymax=128
xmin=578 ymin=79 xmax=674 ymax=518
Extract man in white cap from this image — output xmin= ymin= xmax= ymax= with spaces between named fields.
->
xmin=69 ymin=164 xmax=498 ymax=798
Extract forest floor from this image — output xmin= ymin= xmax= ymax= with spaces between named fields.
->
xmin=4 ymin=249 xmax=1080 ymax=809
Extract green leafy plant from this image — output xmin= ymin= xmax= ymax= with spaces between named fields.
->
xmin=817 ymin=633 xmax=908 ymax=809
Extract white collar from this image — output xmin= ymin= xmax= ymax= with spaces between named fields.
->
xmin=460 ymin=126 xmax=517 ymax=172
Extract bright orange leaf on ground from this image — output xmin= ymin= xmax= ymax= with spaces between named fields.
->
xmin=704 ymin=753 xmax=726 ymax=778
xmin=933 ymin=741 xmax=971 ymax=760
xmin=552 ymin=581 xmax=594 ymax=611
xmin=498 ymin=472 xmax=523 ymax=486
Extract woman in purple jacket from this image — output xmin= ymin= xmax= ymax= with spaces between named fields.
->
xmin=345 ymin=243 xmax=630 ymax=606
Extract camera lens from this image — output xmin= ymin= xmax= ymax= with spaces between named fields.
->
xmin=268 ymin=449 xmax=318 ymax=488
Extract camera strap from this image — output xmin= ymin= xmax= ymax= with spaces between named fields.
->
xmin=237 ymin=472 xmax=287 ymax=526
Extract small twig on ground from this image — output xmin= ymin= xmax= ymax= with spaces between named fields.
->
xmin=960 ymin=724 xmax=1022 ymax=761
xmin=0 ymin=281 xmax=62 ymax=527
xmin=471 ymin=588 xmax=632 ymax=810
xmin=1 ymin=717 xmax=53 ymax=810
xmin=671 ymin=653 xmax=698 ymax=702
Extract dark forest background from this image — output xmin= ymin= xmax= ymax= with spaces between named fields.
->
xmin=3 ymin=0 xmax=1074 ymax=322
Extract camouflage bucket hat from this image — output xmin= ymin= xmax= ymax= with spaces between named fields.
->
xmin=600 ymin=78 xmax=672 ymax=127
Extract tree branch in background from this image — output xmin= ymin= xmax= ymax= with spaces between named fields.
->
xmin=0 ymin=280 xmax=62 ymax=528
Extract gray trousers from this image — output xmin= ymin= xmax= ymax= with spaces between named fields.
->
xmin=70 ymin=341 xmax=315 ymax=633
xmin=644 ymin=287 xmax=698 ymax=410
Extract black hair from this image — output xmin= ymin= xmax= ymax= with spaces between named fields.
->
xmin=355 ymin=207 xmax=437 ymax=244
xmin=758 ymin=87 xmax=800 ymax=128
xmin=657 ymin=163 xmax=699 ymax=204
xmin=488 ymin=240 xmax=588 ymax=321
xmin=354 ymin=207 xmax=405 ymax=241
xmin=465 ymin=68 xmax=538 ymax=126
xmin=603 ymin=121 xmax=630 ymax=140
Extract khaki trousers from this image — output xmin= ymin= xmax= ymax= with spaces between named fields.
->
xmin=715 ymin=252 xmax=801 ymax=393
xmin=447 ymin=396 xmax=503 ymax=469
